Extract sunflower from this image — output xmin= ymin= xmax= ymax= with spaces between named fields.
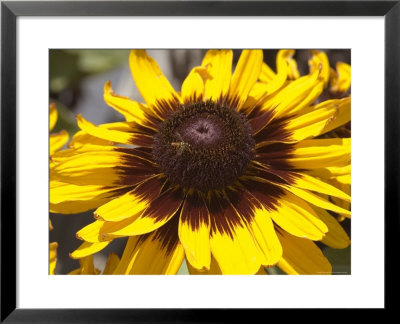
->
xmin=49 ymin=103 xmax=69 ymax=274
xmin=50 ymin=49 xmax=351 ymax=275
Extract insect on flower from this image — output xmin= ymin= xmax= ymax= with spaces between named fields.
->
xmin=171 ymin=132 xmax=191 ymax=155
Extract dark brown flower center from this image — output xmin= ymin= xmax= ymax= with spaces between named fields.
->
xmin=152 ymin=101 xmax=255 ymax=192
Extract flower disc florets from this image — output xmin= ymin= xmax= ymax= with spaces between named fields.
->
xmin=153 ymin=101 xmax=255 ymax=192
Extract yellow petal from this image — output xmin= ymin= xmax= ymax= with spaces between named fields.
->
xmin=59 ymin=136 xmax=153 ymax=160
xmin=80 ymin=256 xmax=101 ymax=274
xmin=247 ymin=82 xmax=270 ymax=102
xmin=261 ymin=68 xmax=323 ymax=119
xmin=269 ymin=192 xmax=328 ymax=240
xmin=51 ymin=144 xmax=114 ymax=165
xmin=181 ymin=66 xmax=207 ymax=103
xmin=248 ymin=206 xmax=283 ymax=267
xmin=51 ymin=163 xmax=133 ymax=187
xmin=191 ymin=261 xmax=270 ymax=275
xmin=178 ymin=194 xmax=211 ymax=270
xmin=259 ymin=50 xmax=298 ymax=86
xmin=210 ymin=221 xmax=264 ymax=274
xmin=94 ymin=176 xmax=164 ymax=222
xmin=285 ymin=185 xmax=351 ymax=216
xmin=51 ymin=147 xmax=154 ymax=186
xmin=286 ymin=98 xmax=351 ymax=142
xmin=103 ymin=80 xmax=150 ymax=124
xmin=50 ymin=130 xmax=69 ymax=155
xmin=227 ymin=189 xmax=282 ymax=267
xmin=76 ymin=114 xmax=146 ymax=145
xmin=76 ymin=220 xmax=117 ymax=243
xmin=228 ymin=49 xmax=263 ymax=109
xmin=128 ymin=235 xmax=185 ymax=275
xmin=75 ymin=115 xmax=155 ymax=147
xmin=69 ymin=241 xmax=110 ymax=259
xmin=49 ymin=103 xmax=58 ymax=131
xmin=202 ymin=49 xmax=233 ymax=101
xmin=260 ymin=50 xmax=295 ymax=96
xmin=309 ymin=50 xmax=330 ymax=87
xmin=105 ymin=187 xmax=184 ymax=237
xmin=336 ymin=174 xmax=351 ymax=185
xmin=113 ymin=236 xmax=140 ymax=274
xmin=330 ymin=62 xmax=351 ymax=94
xmin=282 ymin=50 xmax=300 ymax=80
xmin=288 ymin=138 xmax=351 ymax=169
xmin=259 ymin=62 xmax=276 ymax=82
xmin=293 ymin=173 xmax=351 ymax=202
xmin=129 ymin=50 xmax=179 ymax=113
xmin=306 ymin=165 xmax=351 ymax=179
xmin=68 ymin=255 xmax=100 ymax=275
xmin=103 ymin=253 xmax=120 ymax=274
xmin=329 ymin=178 xmax=351 ymax=213
xmin=187 ymin=256 xmax=222 ymax=275
xmin=49 ymin=242 xmax=58 ymax=275
xmin=256 ymin=267 xmax=268 ymax=274
xmin=68 ymin=131 xmax=114 ymax=149
xmin=277 ymin=230 xmax=332 ymax=275
xmin=116 ymin=217 xmax=185 ymax=275
xmin=50 ymin=181 xmax=126 ymax=214
xmin=316 ymin=208 xmax=351 ymax=249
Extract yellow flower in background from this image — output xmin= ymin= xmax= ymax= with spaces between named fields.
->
xmin=330 ymin=62 xmax=351 ymax=96
xmin=50 ymin=49 xmax=351 ymax=275
xmin=49 ymin=103 xmax=69 ymax=275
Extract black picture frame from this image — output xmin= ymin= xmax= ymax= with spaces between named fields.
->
xmin=1 ymin=0 xmax=398 ymax=321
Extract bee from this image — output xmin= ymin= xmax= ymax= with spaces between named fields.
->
xmin=171 ymin=132 xmax=191 ymax=156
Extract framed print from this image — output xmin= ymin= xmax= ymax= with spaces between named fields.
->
xmin=1 ymin=0 xmax=399 ymax=321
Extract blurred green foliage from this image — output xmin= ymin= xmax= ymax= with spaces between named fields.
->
xmin=50 ymin=101 xmax=79 ymax=136
xmin=324 ymin=246 xmax=351 ymax=274
xmin=50 ymin=50 xmax=129 ymax=93
xmin=50 ymin=50 xmax=131 ymax=138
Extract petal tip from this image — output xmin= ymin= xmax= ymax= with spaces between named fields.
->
xmin=104 ymin=80 xmax=112 ymax=92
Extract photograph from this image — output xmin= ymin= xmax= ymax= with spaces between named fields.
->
xmin=49 ymin=49 xmax=351 ymax=275
xmin=2 ymin=0 xmax=396 ymax=319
